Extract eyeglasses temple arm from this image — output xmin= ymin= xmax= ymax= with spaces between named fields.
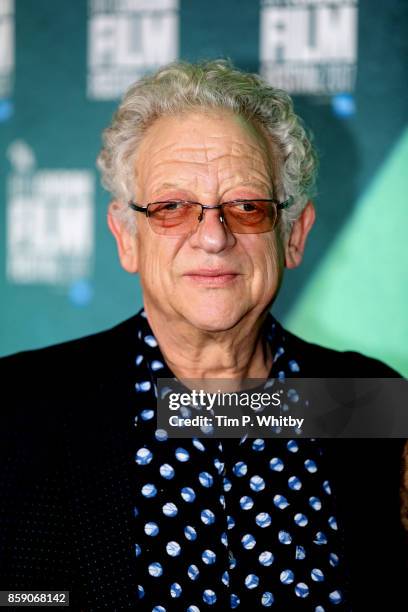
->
xmin=128 ymin=202 xmax=148 ymax=215
xmin=277 ymin=195 xmax=295 ymax=210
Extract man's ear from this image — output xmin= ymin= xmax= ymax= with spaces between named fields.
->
xmin=107 ymin=201 xmax=139 ymax=274
xmin=284 ymin=200 xmax=316 ymax=269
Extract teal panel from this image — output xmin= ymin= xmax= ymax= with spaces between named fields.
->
xmin=286 ymin=127 xmax=408 ymax=375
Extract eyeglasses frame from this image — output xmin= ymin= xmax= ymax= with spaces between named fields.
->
xmin=128 ymin=196 xmax=295 ymax=234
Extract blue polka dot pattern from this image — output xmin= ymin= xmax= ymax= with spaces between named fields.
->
xmin=132 ymin=309 xmax=349 ymax=609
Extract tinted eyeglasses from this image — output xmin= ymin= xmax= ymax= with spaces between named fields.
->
xmin=128 ymin=197 xmax=294 ymax=236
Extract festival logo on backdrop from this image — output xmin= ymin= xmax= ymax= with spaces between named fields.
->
xmin=87 ymin=0 xmax=179 ymax=100
xmin=6 ymin=141 xmax=94 ymax=285
xmin=260 ymin=0 xmax=358 ymax=95
xmin=0 ymin=0 xmax=14 ymax=99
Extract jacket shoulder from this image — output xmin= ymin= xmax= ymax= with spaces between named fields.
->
xmin=0 ymin=315 xmax=141 ymax=427
xmin=0 ymin=314 xmax=139 ymax=374
xmin=281 ymin=326 xmax=401 ymax=377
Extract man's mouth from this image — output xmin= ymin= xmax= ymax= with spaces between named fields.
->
xmin=183 ymin=268 xmax=240 ymax=285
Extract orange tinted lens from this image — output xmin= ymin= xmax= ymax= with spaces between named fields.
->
xmin=148 ymin=202 xmax=201 ymax=235
xmin=224 ymin=201 xmax=276 ymax=233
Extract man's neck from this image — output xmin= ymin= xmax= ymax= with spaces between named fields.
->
xmin=142 ymin=304 xmax=273 ymax=381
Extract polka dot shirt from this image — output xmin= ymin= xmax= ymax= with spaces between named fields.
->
xmin=133 ymin=309 xmax=349 ymax=610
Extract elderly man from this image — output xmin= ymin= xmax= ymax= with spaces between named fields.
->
xmin=0 ymin=60 xmax=405 ymax=611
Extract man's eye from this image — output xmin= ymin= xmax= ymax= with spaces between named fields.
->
xmin=162 ymin=201 xmax=184 ymax=211
xmin=236 ymin=201 xmax=258 ymax=212
xmin=151 ymin=201 xmax=185 ymax=213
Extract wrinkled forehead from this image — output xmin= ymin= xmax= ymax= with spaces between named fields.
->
xmin=133 ymin=109 xmax=283 ymax=197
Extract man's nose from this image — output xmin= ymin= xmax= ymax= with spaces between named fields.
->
xmin=188 ymin=206 xmax=236 ymax=253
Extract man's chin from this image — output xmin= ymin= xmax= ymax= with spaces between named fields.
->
xmin=179 ymin=306 xmax=246 ymax=334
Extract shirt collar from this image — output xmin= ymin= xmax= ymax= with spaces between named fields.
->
xmin=132 ymin=307 xmax=299 ymax=388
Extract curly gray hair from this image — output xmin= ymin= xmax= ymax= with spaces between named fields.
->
xmin=97 ymin=59 xmax=317 ymax=237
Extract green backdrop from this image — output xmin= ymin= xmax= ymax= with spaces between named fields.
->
xmin=1 ymin=0 xmax=407 ymax=375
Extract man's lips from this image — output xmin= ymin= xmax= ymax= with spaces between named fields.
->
xmin=183 ymin=269 xmax=240 ymax=285
xmin=183 ymin=268 xmax=239 ymax=277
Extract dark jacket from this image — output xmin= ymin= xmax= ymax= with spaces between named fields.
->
xmin=0 ymin=315 xmax=405 ymax=610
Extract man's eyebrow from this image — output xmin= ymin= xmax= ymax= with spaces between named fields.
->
xmin=153 ymin=182 xmax=191 ymax=193
xmin=226 ymin=180 xmax=273 ymax=196
xmin=149 ymin=182 xmax=190 ymax=198
xmin=151 ymin=180 xmax=273 ymax=198
xmin=155 ymin=182 xmax=181 ymax=190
